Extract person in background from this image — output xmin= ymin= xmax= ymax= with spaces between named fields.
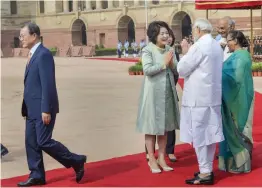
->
xmin=124 ymin=39 xmax=129 ymax=57
xmin=131 ymin=40 xmax=138 ymax=58
xmin=117 ymin=40 xmax=123 ymax=58
xmin=219 ymin=30 xmax=254 ymax=174
xmin=137 ymin=21 xmax=180 ymax=174
xmin=177 ymin=18 xmax=224 ymax=185
xmin=1 ymin=144 xmax=9 ymax=157
xmin=139 ymin=39 xmax=146 ymax=56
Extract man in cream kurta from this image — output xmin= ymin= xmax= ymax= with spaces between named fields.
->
xmin=217 ymin=16 xmax=235 ymax=61
xmin=177 ymin=19 xmax=224 ymax=185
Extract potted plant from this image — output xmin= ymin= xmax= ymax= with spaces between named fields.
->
xmin=252 ymin=63 xmax=258 ymax=77
xmin=128 ymin=65 xmax=136 ymax=75
xmin=135 ymin=65 xmax=143 ymax=75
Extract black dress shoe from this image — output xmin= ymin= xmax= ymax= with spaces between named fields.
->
xmin=73 ymin=155 xmax=87 ymax=183
xmin=17 ymin=178 xmax=46 ymax=187
xmin=1 ymin=144 xmax=9 ymax=157
xmin=186 ymin=173 xmax=214 ymax=185
xmin=167 ymin=155 xmax=177 ymax=163
xmin=194 ymin=171 xmax=214 ymax=177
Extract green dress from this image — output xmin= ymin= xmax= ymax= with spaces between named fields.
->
xmin=136 ymin=42 xmax=180 ymax=135
xmin=219 ymin=49 xmax=254 ymax=173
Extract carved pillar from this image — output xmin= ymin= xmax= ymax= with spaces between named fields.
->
xmin=108 ymin=0 xmax=114 ymax=8
xmin=96 ymin=0 xmax=102 ymax=9
xmin=119 ymin=0 xmax=124 ymax=7
xmin=63 ymin=0 xmax=69 ymax=12
xmin=85 ymin=0 xmax=91 ymax=10
xmin=73 ymin=0 xmax=78 ymax=11
xmin=134 ymin=0 xmax=139 ymax=6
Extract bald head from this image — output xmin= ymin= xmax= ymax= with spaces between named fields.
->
xmin=217 ymin=17 xmax=235 ymax=38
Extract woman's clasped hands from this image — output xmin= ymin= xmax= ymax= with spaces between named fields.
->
xmin=164 ymin=50 xmax=174 ymax=67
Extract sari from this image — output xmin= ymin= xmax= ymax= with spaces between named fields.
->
xmin=219 ymin=49 xmax=254 ymax=173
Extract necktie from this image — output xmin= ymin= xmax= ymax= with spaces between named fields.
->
xmin=27 ymin=52 xmax=32 ymax=67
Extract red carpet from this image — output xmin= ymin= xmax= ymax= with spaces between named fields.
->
xmin=1 ymin=80 xmax=262 ymax=187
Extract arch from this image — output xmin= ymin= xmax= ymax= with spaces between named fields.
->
xmin=170 ymin=11 xmax=193 ymax=41
xmin=71 ymin=19 xmax=87 ymax=46
xmin=117 ymin=15 xmax=136 ymax=43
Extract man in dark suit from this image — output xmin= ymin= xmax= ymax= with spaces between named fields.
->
xmin=1 ymin=144 xmax=9 ymax=157
xmin=18 ymin=22 xmax=86 ymax=187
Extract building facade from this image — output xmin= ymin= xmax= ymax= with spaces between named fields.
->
xmin=1 ymin=0 xmax=262 ymax=51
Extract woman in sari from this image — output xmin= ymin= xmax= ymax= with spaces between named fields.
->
xmin=219 ymin=30 xmax=254 ymax=173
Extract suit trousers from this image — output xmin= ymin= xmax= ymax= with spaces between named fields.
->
xmin=195 ymin=143 xmax=216 ymax=174
xmin=145 ymin=130 xmax=176 ymax=155
xmin=25 ymin=114 xmax=83 ymax=179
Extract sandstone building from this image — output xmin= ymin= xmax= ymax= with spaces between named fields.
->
xmin=1 ymin=0 xmax=262 ymax=53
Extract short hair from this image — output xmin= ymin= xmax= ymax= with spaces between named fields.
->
xmin=228 ymin=30 xmax=249 ymax=48
xmin=222 ymin=16 xmax=235 ymax=27
xmin=168 ymin=29 xmax=175 ymax=47
xmin=147 ymin=21 xmax=170 ymax=44
xmin=23 ymin=22 xmax=41 ymax=38
xmin=193 ymin=18 xmax=213 ymax=33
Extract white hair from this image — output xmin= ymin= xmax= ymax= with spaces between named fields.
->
xmin=222 ymin=16 xmax=235 ymax=27
xmin=193 ymin=18 xmax=213 ymax=33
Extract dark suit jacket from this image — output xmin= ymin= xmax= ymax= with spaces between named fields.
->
xmin=22 ymin=44 xmax=59 ymax=118
xmin=174 ymin=52 xmax=180 ymax=85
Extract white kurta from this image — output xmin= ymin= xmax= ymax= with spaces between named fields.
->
xmin=177 ymin=34 xmax=225 ymax=148
xmin=218 ymin=38 xmax=232 ymax=61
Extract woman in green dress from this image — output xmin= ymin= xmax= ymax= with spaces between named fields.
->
xmin=219 ymin=30 xmax=254 ymax=173
xmin=136 ymin=21 xmax=180 ymax=173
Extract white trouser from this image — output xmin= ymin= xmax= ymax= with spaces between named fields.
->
xmin=195 ymin=144 xmax=216 ymax=174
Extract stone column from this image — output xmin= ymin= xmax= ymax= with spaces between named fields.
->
xmin=73 ymin=0 xmax=78 ymax=11
xmin=119 ymin=0 xmax=124 ymax=7
xmin=96 ymin=0 xmax=102 ymax=9
xmin=85 ymin=0 xmax=91 ymax=10
xmin=134 ymin=0 xmax=139 ymax=6
xmin=108 ymin=0 xmax=114 ymax=9
xmin=63 ymin=0 xmax=69 ymax=12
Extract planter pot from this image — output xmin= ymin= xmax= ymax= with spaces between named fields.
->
xmin=253 ymin=71 xmax=258 ymax=77
xmin=129 ymin=71 xmax=135 ymax=75
xmin=258 ymin=71 xmax=262 ymax=77
xmin=136 ymin=71 xmax=140 ymax=75
xmin=139 ymin=71 xmax=143 ymax=75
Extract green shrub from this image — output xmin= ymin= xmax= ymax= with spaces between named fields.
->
xmin=128 ymin=65 xmax=136 ymax=72
xmin=135 ymin=65 xmax=143 ymax=71
xmin=136 ymin=58 xmax=142 ymax=66
xmin=252 ymin=62 xmax=262 ymax=72
xmin=257 ymin=63 xmax=262 ymax=71
xmin=95 ymin=47 xmax=133 ymax=56
xmin=49 ymin=47 xmax=57 ymax=56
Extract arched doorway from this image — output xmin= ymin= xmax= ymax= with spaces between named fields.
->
xmin=171 ymin=11 xmax=192 ymax=41
xmin=118 ymin=16 xmax=135 ymax=43
xmin=71 ymin=19 xmax=87 ymax=46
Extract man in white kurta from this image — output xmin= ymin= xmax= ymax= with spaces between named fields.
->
xmin=217 ymin=17 xmax=235 ymax=61
xmin=177 ymin=18 xmax=224 ymax=185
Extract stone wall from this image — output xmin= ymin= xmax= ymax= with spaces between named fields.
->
xmin=1 ymin=1 xmax=262 ymax=52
